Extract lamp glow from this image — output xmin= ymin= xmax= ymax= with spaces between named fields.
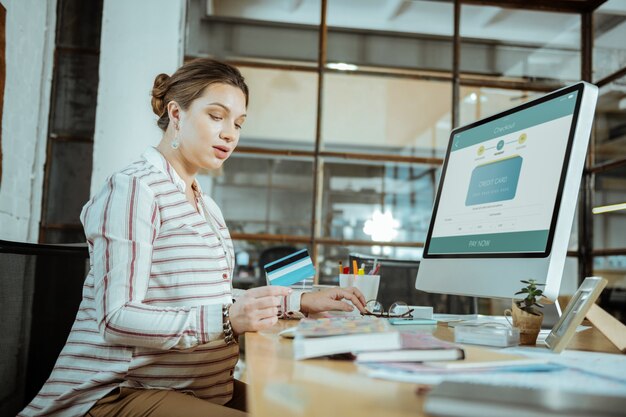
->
xmin=363 ymin=210 xmax=400 ymax=242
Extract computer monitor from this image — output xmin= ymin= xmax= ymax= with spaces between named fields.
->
xmin=416 ymin=82 xmax=598 ymax=301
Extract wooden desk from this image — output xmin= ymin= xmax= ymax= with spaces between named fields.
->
xmin=244 ymin=320 xmax=621 ymax=417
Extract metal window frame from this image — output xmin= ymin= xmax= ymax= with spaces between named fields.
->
xmin=194 ymin=0 xmax=626 ymax=285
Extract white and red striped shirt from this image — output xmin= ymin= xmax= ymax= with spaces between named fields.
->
xmin=20 ymin=147 xmax=302 ymax=417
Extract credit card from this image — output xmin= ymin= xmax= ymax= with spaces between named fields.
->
xmin=264 ymin=248 xmax=316 ymax=286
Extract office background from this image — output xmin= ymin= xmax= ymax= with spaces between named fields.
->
xmin=0 ymin=1 xmax=625 ymax=414
xmin=1 ymin=0 xmax=625 ymax=299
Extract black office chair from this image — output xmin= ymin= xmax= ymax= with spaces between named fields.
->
xmin=0 ymin=239 xmax=89 ymax=415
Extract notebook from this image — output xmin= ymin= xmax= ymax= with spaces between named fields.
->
xmin=293 ymin=317 xmax=401 ymax=360
xmin=355 ymin=332 xmax=464 ymax=363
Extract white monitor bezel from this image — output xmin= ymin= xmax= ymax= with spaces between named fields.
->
xmin=416 ymin=82 xmax=598 ymax=300
xmin=424 ymin=83 xmax=586 ymax=259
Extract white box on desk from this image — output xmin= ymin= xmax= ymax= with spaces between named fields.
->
xmin=394 ymin=305 xmax=433 ymax=319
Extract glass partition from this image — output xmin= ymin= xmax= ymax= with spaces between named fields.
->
xmin=183 ymin=0 xmax=610 ymax=289
xmin=238 ymin=66 xmax=318 ymax=151
xmin=201 ymin=154 xmax=314 ymax=236
xmin=322 ymin=73 xmax=451 ymax=158
xmin=593 ymin=75 xmax=626 ymax=164
xmin=593 ymin=1 xmax=626 ymax=82
xmin=593 ymin=255 xmax=626 ymax=287
xmin=459 ymin=87 xmax=543 ymax=126
xmin=186 ymin=0 xmax=321 ymax=64
xmin=461 ymin=5 xmax=581 ymax=83
xmin=319 ymin=157 xmax=438 ymax=244
xmin=592 ymin=255 xmax=626 ymax=323
xmin=593 ymin=168 xmax=626 ymax=250
xmin=327 ymin=0 xmax=453 ymax=72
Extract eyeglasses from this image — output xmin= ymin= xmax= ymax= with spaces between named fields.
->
xmin=362 ymin=300 xmax=414 ymax=319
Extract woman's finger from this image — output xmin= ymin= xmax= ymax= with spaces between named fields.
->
xmin=325 ymin=299 xmax=354 ymax=312
xmin=255 ymin=315 xmax=279 ymax=330
xmin=343 ymin=286 xmax=367 ymax=306
xmin=336 ymin=290 xmax=366 ymax=313
xmin=253 ymin=306 xmax=279 ymax=319
xmin=246 ymin=285 xmax=291 ymax=298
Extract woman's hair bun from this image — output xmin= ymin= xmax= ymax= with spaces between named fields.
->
xmin=151 ymin=73 xmax=170 ymax=117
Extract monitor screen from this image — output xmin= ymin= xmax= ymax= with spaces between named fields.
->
xmin=425 ymin=87 xmax=581 ymax=258
xmin=417 ymin=82 xmax=597 ymax=301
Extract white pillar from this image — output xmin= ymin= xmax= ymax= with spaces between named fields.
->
xmin=0 ymin=0 xmax=56 ymax=242
xmin=91 ymin=0 xmax=186 ymax=194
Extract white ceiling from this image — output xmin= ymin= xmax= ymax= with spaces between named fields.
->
xmin=209 ymin=0 xmax=626 ymax=49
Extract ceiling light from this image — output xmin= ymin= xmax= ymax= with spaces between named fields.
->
xmin=463 ymin=92 xmax=488 ymax=104
xmin=327 ymin=62 xmax=359 ymax=71
xmin=592 ymin=202 xmax=626 ymax=215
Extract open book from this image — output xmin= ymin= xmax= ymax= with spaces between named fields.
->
xmin=293 ymin=317 xmax=401 ymax=360
xmin=355 ymin=332 xmax=464 ymax=363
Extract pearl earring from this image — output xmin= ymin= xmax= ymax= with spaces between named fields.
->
xmin=171 ymin=122 xmax=180 ymax=150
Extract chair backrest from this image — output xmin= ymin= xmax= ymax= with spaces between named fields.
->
xmin=0 ymin=239 xmax=89 ymax=416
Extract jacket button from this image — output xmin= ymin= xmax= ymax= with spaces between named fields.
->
xmin=222 ymin=273 xmax=228 ymax=279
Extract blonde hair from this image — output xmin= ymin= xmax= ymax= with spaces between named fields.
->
xmin=151 ymin=58 xmax=249 ymax=131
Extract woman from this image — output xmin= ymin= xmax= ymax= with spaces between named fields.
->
xmin=20 ymin=58 xmax=366 ymax=417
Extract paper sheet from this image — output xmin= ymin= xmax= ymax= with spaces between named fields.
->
xmin=366 ymin=346 xmax=626 ymax=397
xmin=502 ymin=346 xmax=626 ymax=383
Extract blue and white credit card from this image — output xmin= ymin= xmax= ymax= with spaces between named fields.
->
xmin=263 ymin=249 xmax=316 ymax=286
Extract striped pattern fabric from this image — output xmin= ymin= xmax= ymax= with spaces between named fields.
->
xmin=20 ymin=148 xmax=300 ymax=417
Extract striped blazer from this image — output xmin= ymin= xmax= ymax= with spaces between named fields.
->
xmin=20 ymin=147 xmax=302 ymax=417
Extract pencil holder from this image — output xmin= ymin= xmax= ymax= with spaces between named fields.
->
xmin=339 ymin=274 xmax=380 ymax=302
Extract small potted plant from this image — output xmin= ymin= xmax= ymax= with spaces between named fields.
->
xmin=509 ymin=279 xmax=545 ymax=345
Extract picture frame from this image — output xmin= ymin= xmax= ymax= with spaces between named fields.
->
xmin=545 ymin=276 xmax=608 ymax=353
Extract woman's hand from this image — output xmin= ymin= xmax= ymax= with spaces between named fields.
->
xmin=229 ymin=286 xmax=291 ymax=335
xmin=300 ymin=287 xmax=367 ymax=315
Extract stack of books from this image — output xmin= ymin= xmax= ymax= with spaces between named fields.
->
xmin=355 ymin=332 xmax=464 ymax=363
xmin=292 ymin=317 xmax=464 ymax=361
